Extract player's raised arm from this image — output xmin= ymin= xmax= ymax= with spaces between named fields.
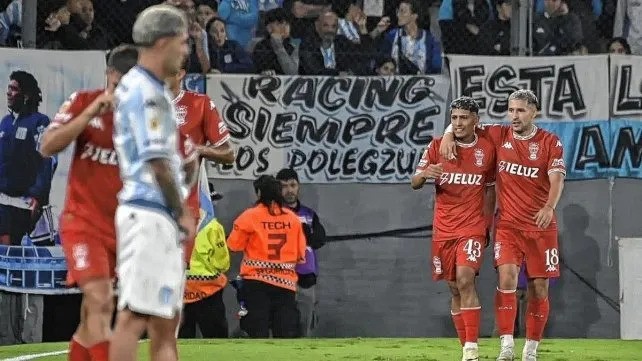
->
xmin=40 ymin=92 xmax=113 ymax=156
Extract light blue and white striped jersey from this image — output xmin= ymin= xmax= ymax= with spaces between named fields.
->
xmin=113 ymin=66 xmax=188 ymax=214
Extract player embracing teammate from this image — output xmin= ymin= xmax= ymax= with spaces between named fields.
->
xmin=416 ymin=90 xmax=566 ymax=361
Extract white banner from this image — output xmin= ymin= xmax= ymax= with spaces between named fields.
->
xmin=0 ymin=48 xmax=106 ymax=236
xmin=206 ymin=74 xmax=450 ymax=183
xmin=610 ymin=55 xmax=642 ymax=119
xmin=448 ymin=55 xmax=610 ymax=121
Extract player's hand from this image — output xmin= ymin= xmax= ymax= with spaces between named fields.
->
xmin=439 ymin=134 xmax=457 ymax=160
xmin=421 ymin=163 xmax=444 ymax=179
xmin=86 ymin=91 xmax=115 ymax=117
xmin=533 ymin=205 xmax=554 ymax=229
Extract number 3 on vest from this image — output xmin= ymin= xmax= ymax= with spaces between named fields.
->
xmin=268 ymin=233 xmax=287 ymax=260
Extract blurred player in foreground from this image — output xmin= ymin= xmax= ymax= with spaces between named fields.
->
xmin=411 ymin=96 xmax=496 ymax=361
xmin=40 ymin=44 xmax=139 ymax=361
xmin=227 ymin=175 xmax=307 ymax=338
xmin=165 ymin=58 xmax=235 ymax=338
xmin=440 ymin=90 xmax=566 ymax=361
xmin=109 ymin=5 xmax=196 ymax=361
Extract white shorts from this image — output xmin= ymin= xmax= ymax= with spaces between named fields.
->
xmin=115 ymin=204 xmax=185 ymax=319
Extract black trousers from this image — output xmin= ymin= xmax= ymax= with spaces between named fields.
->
xmin=178 ymin=289 xmax=228 ymax=338
xmin=0 ymin=205 xmax=38 ymax=245
xmin=239 ymin=280 xmax=299 ymax=338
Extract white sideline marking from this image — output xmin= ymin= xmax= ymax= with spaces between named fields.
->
xmin=1 ymin=340 xmax=148 ymax=361
xmin=2 ymin=350 xmax=68 ymax=361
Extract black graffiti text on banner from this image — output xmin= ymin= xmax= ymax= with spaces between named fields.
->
xmin=211 ymin=75 xmax=449 ymax=183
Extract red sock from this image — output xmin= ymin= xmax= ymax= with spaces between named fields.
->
xmin=495 ymin=288 xmax=517 ymax=337
xmin=68 ymin=338 xmax=91 ymax=361
xmin=88 ymin=341 xmax=110 ymax=361
xmin=461 ymin=307 xmax=481 ymax=343
xmin=526 ymin=297 xmax=550 ymax=341
xmin=451 ymin=311 xmax=466 ymax=346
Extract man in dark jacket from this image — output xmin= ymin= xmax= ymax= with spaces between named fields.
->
xmin=0 ymin=70 xmax=53 ymax=246
xmin=532 ymin=0 xmax=584 ymax=55
xmin=276 ymin=168 xmax=326 ymax=337
xmin=253 ymin=7 xmax=300 ymax=75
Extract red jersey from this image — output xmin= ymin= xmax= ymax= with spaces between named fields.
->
xmin=415 ymin=134 xmax=496 ymax=242
xmin=481 ymin=125 xmax=566 ymax=231
xmin=52 ymin=90 xmax=120 ymax=237
xmin=173 ymin=90 xmax=230 ymax=215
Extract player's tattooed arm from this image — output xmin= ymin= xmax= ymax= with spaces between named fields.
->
xmin=198 ymin=142 xmax=235 ymax=164
xmin=534 ymin=172 xmax=565 ymax=228
xmin=182 ymin=157 xmax=199 ymax=189
xmin=148 ymin=158 xmax=197 ymax=242
xmin=148 ymin=158 xmax=185 ymax=218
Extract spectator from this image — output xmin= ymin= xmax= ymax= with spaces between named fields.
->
xmin=206 ymin=17 xmax=254 ymax=73
xmin=253 ymin=8 xmax=300 ymax=75
xmin=535 ymin=0 xmax=603 ymax=52
xmin=57 ymin=0 xmax=114 ymax=50
xmin=613 ymin=0 xmax=642 ymax=55
xmin=333 ymin=0 xmax=390 ymax=44
xmin=276 ymin=169 xmax=326 ymax=338
xmin=299 ymin=11 xmax=369 ymax=75
xmin=0 ymin=0 xmax=22 ymax=47
xmin=197 ymin=0 xmax=219 ymax=27
xmin=39 ymin=0 xmax=71 ymax=49
xmin=477 ymin=0 xmax=511 ymax=55
xmin=283 ymin=0 xmax=331 ymax=40
xmin=532 ymin=0 xmax=584 ymax=55
xmin=172 ymin=0 xmax=212 ymax=73
xmin=607 ymin=37 xmax=632 ymax=54
xmin=373 ymin=56 xmax=397 ymax=75
xmin=381 ymin=0 xmax=442 ymax=75
xmin=438 ymin=0 xmax=493 ymax=54
xmin=218 ymin=0 xmax=260 ymax=50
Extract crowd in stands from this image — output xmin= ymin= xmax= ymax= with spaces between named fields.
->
xmin=0 ymin=0 xmax=638 ymax=76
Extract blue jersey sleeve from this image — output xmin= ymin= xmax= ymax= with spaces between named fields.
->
xmin=128 ymin=89 xmax=176 ymax=161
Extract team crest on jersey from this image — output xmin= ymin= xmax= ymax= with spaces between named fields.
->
xmin=528 ymin=142 xmax=539 ymax=160
xmin=175 ymin=104 xmax=187 ymax=126
xmin=432 ymin=256 xmax=442 ymax=274
xmin=473 ymin=148 xmax=484 ymax=167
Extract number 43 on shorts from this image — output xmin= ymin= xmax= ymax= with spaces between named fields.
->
xmin=463 ymin=239 xmax=482 ymax=262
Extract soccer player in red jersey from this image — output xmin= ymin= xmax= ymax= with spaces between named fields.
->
xmin=165 ymin=59 xmax=235 ymax=259
xmin=411 ymin=97 xmax=496 ymax=361
xmin=440 ymin=90 xmax=566 ymax=361
xmin=39 ymin=45 xmax=139 ymax=361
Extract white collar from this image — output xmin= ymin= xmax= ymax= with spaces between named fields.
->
xmin=455 ymin=133 xmax=478 ymax=148
xmin=513 ymin=125 xmax=538 ymax=140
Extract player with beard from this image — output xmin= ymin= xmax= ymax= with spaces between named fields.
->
xmin=439 ymin=90 xmax=566 ymax=361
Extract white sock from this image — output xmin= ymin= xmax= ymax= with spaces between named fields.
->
xmin=500 ymin=334 xmax=514 ymax=348
xmin=524 ymin=339 xmax=539 ymax=352
xmin=464 ymin=342 xmax=478 ymax=349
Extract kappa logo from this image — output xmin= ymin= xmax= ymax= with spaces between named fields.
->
xmin=89 ymin=117 xmax=104 ymax=130
xmin=502 ymin=142 xmax=513 ymax=149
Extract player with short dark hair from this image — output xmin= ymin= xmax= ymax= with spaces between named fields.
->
xmin=412 ymin=96 xmax=496 ymax=361
xmin=440 ymin=89 xmax=566 ymax=361
xmin=40 ymin=43 xmax=139 ymax=361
